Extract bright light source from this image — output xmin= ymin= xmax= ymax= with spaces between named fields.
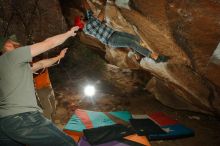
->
xmin=84 ymin=85 xmax=95 ymax=97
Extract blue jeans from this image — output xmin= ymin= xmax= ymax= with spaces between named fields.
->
xmin=0 ymin=111 xmax=77 ymax=146
xmin=107 ymin=31 xmax=151 ymax=57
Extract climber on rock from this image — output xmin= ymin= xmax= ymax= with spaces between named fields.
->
xmin=74 ymin=0 xmax=169 ymax=63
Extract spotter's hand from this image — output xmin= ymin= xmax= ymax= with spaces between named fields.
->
xmin=58 ymin=48 xmax=68 ymax=59
xmin=68 ymin=26 xmax=79 ymax=37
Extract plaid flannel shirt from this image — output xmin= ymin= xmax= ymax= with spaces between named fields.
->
xmin=83 ymin=10 xmax=114 ymax=44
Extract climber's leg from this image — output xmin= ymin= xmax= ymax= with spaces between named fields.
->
xmin=108 ymin=31 xmax=151 ymax=57
xmin=116 ymin=31 xmax=141 ymax=43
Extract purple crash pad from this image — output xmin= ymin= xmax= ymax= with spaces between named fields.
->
xmin=78 ymin=137 xmax=129 ymax=146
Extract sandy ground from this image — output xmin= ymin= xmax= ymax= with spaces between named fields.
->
xmin=52 ymin=82 xmax=220 ymax=146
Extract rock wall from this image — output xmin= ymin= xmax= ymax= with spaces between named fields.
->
xmin=60 ymin=0 xmax=220 ymax=116
xmin=128 ymin=0 xmax=220 ymax=115
xmin=0 ymin=0 xmax=67 ymax=44
xmin=1 ymin=0 xmax=220 ymax=116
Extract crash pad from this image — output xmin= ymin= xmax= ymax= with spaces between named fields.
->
xmin=63 ymin=129 xmax=82 ymax=142
xmin=147 ymin=112 xmax=194 ymax=140
xmin=124 ymin=134 xmax=151 ymax=146
xmin=64 ymin=109 xmax=132 ymax=132
xmin=130 ymin=119 xmax=166 ymax=136
xmin=149 ymin=112 xmax=178 ymax=126
xmin=64 ymin=109 xmax=151 ymax=145
xmin=148 ymin=124 xmax=195 ymax=140
xmin=83 ymin=124 xmax=134 ymax=145
xmin=78 ymin=136 xmax=147 ymax=146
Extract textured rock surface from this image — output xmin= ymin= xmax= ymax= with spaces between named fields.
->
xmin=103 ymin=64 xmax=143 ymax=94
xmin=60 ymin=0 xmax=220 ymax=115
xmin=0 ymin=0 xmax=67 ymax=43
xmin=1 ymin=0 xmax=220 ymax=116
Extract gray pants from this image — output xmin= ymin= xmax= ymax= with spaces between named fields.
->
xmin=107 ymin=31 xmax=151 ymax=57
xmin=0 ymin=111 xmax=77 ymax=146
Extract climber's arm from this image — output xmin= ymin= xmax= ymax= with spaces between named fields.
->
xmin=82 ymin=0 xmax=91 ymax=10
xmin=97 ymin=0 xmax=107 ymax=22
xmin=82 ymin=0 xmax=107 ymax=22
xmin=97 ymin=6 xmax=105 ymax=22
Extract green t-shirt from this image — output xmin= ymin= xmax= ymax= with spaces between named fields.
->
xmin=0 ymin=46 xmax=41 ymax=118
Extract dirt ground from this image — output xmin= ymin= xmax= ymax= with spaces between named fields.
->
xmin=52 ymin=81 xmax=220 ymax=146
